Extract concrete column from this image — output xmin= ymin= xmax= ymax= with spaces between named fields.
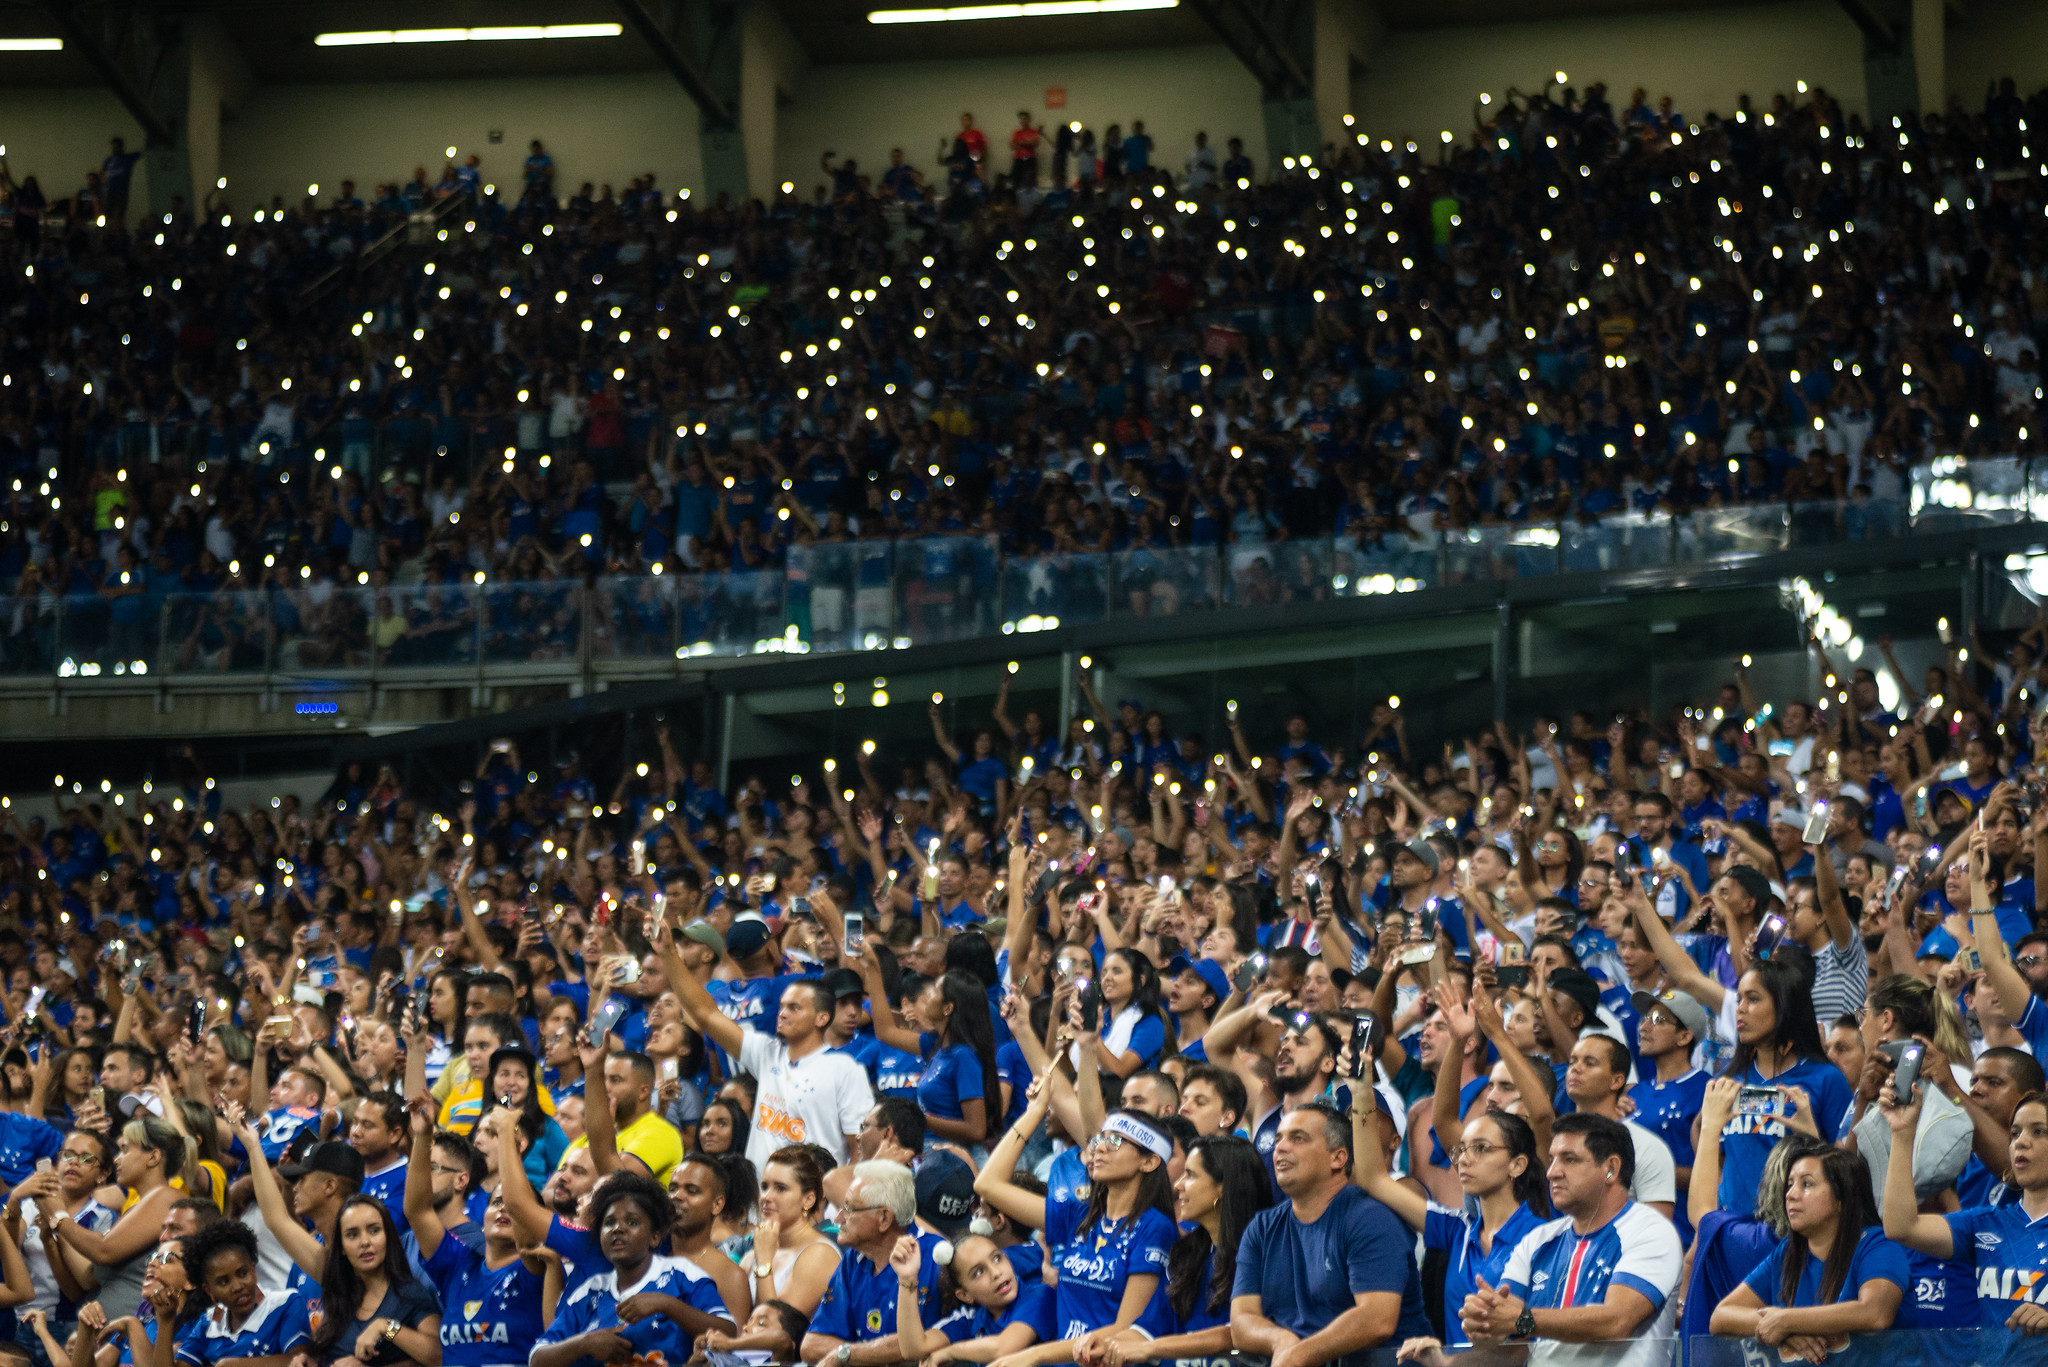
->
xmin=1912 ymin=0 xmax=1945 ymax=116
xmin=740 ymin=0 xmax=807 ymax=200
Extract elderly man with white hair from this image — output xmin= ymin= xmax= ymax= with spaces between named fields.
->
xmin=801 ymin=1160 xmax=947 ymax=1367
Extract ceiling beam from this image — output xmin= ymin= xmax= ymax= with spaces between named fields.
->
xmin=612 ymin=0 xmax=735 ymax=126
xmin=41 ymin=1 xmax=175 ymax=144
xmin=1835 ymin=0 xmax=1899 ymax=48
xmin=1182 ymin=0 xmax=1309 ymax=94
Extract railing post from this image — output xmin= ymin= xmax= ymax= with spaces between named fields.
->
xmin=1492 ymin=598 xmax=1511 ymax=725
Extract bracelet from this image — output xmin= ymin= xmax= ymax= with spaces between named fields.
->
xmin=897 ymin=1279 xmax=920 ymax=1290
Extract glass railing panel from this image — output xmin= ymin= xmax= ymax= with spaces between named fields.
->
xmin=675 ymin=570 xmax=790 ymax=658
xmin=596 ymin=576 xmax=677 ymax=661
xmin=1691 ymin=1328 xmax=2034 ymax=1367
xmin=153 ymin=590 xmax=275 ymax=674
xmin=1332 ymin=531 xmax=1438 ymax=595
xmin=1225 ymin=540 xmax=1338 ymax=605
xmin=0 ymin=584 xmax=60 ymax=677
xmin=1001 ymin=551 xmax=1110 ymax=634
xmin=895 ymin=535 xmax=1002 ymax=646
xmin=482 ymin=579 xmax=581 ymax=664
xmin=1109 ymin=545 xmax=1223 ymax=621
xmin=1679 ymin=505 xmax=1789 ymax=561
xmin=1562 ymin=513 xmax=1673 ymax=573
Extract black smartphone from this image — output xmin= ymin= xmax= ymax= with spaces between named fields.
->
xmin=588 ymin=995 xmax=630 ymax=1046
xmin=1496 ymin=964 xmax=1531 ymax=991
xmin=1078 ymin=979 xmax=1100 ymax=1031
xmin=1892 ymin=1042 xmax=1925 ymax=1103
xmin=186 ymin=999 xmax=206 ymax=1045
xmin=1233 ymin=952 xmax=1267 ymax=994
xmin=1348 ymin=1011 xmax=1378 ymax=1078
xmin=1753 ymin=913 xmax=1789 ymax=960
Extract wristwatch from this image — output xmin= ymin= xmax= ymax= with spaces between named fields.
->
xmin=382 ymin=1320 xmax=401 ymax=1343
xmin=1513 ymin=1307 xmax=1537 ymax=1341
xmin=834 ymin=1345 xmax=853 ymax=1366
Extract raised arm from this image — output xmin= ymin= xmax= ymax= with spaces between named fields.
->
xmin=1878 ymin=1085 xmax=1954 ymax=1259
xmin=972 ymin=1079 xmax=1050 ymax=1231
xmin=403 ymin=1093 xmax=448 ymax=1262
xmin=232 ymin=1109 xmax=328 ymax=1277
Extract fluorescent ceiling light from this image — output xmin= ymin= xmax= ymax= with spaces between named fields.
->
xmin=0 ymin=37 xmax=63 ymax=51
xmin=869 ymin=0 xmax=1174 ymax=22
xmin=314 ymin=23 xmax=623 ymax=47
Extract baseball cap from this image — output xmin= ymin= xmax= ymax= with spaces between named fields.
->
xmin=1167 ymin=955 xmax=1231 ymax=1007
xmin=914 ymin=1150 xmax=976 ymax=1239
xmin=1771 ymin=806 xmax=1808 ymax=830
xmin=1632 ymin=987 xmax=1711 ymax=1042
xmin=1399 ymin=838 xmax=1440 ymax=875
xmin=1547 ymin=967 xmax=1602 ymax=1024
xmin=679 ymin=920 xmax=726 ymax=959
xmin=819 ymin=967 xmax=864 ymax=1001
xmin=280 ymin=1140 xmax=367 ymax=1184
xmin=725 ymin=914 xmax=772 ymax=960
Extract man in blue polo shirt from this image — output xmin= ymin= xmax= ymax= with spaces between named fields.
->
xmin=800 ymin=1160 xmax=945 ymax=1365
xmin=1462 ymin=1114 xmax=1682 ymax=1367
xmin=1231 ymin=1103 xmax=1430 ymax=1367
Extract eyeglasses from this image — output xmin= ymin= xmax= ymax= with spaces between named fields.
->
xmin=1448 ymin=1140 xmax=1504 ymax=1161
xmin=1084 ymin=1133 xmax=1132 ymax=1153
xmin=56 ymin=1150 xmax=97 ymax=1166
xmin=2018 ymin=954 xmax=2044 ymax=970
xmin=429 ymin=1163 xmax=467 ymax=1177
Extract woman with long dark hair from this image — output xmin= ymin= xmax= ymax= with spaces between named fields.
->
xmin=1353 ymin=1094 xmax=1550 ymax=1350
xmin=1101 ymin=1135 xmax=1272 ymax=1363
xmin=473 ymin=1045 xmax=568 ymax=1187
xmin=1084 ymin=948 xmax=1167 ymax=1080
xmin=1713 ymin=954 xmax=1855 ymax=1219
xmin=405 ymin=1099 xmax=558 ymax=1367
xmin=868 ymin=969 xmax=1001 ymax=1146
xmin=974 ymin=1107 xmax=1179 ymax=1364
xmin=698 ymin=1096 xmax=751 ymax=1159
xmin=309 ymin=1195 xmax=443 ymax=1367
xmin=1711 ymin=1147 xmax=1905 ymax=1342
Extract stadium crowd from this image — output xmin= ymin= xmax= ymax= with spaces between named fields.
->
xmin=3 ymin=74 xmax=2048 ymax=663
xmin=0 ymin=68 xmax=2045 ymax=1367
xmin=0 ymin=612 xmax=2037 ymax=1367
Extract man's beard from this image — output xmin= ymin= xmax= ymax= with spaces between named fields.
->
xmin=1274 ymin=1067 xmax=1317 ymax=1095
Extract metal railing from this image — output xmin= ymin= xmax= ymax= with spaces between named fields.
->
xmin=10 ymin=457 xmax=2043 ymax=689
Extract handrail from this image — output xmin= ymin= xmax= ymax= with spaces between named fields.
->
xmin=295 ymin=188 xmax=477 ymax=311
xmin=10 ymin=457 xmax=2041 ymax=689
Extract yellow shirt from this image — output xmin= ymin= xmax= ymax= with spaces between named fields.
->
xmin=438 ymin=1079 xmax=557 ymax=1135
xmin=563 ymin=1110 xmax=683 ymax=1184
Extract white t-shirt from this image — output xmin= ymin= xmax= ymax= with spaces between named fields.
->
xmin=738 ymin=1029 xmax=875 ymax=1171
xmin=1624 ymin=1120 xmax=1677 ymax=1207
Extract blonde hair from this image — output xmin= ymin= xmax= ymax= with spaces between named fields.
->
xmin=1868 ymin=974 xmax=1969 ymax=1063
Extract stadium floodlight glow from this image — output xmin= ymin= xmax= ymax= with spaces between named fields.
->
xmin=315 ymin=23 xmax=623 ymax=45
xmin=0 ymin=38 xmax=63 ymax=50
xmin=869 ymin=0 xmax=1176 ymax=22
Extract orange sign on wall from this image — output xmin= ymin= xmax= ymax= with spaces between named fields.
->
xmin=1045 ymin=87 xmax=1066 ymax=109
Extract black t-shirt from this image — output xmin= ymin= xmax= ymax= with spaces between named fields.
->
xmin=321 ymin=1277 xmax=442 ymax=1367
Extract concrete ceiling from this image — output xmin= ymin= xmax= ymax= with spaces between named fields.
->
xmin=0 ymin=0 xmax=1792 ymax=86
